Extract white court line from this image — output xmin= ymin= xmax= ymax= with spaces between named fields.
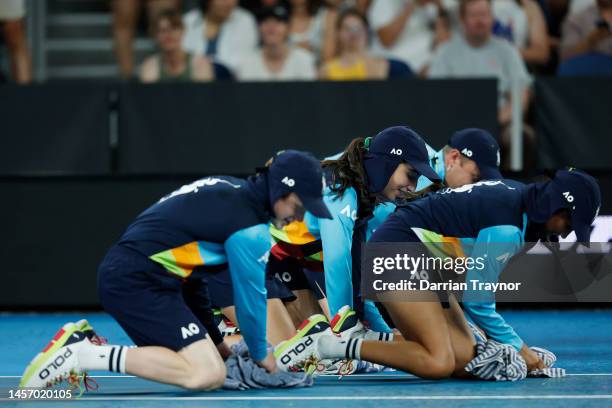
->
xmin=1 ymin=373 xmax=612 ymax=378
xmin=59 ymin=395 xmax=612 ymax=401
xmin=2 ymin=396 xmax=612 ymax=402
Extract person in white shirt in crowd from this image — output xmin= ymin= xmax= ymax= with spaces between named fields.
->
xmin=368 ymin=0 xmax=455 ymax=75
xmin=182 ymin=0 xmax=258 ymax=72
xmin=140 ymin=9 xmax=214 ymax=82
xmin=491 ymin=0 xmax=550 ymax=66
xmin=288 ymin=0 xmax=338 ymax=62
xmin=325 ymin=0 xmax=372 ymax=14
xmin=561 ymin=0 xmax=612 ymax=60
xmin=429 ymin=0 xmax=533 ymax=169
xmin=236 ymin=4 xmax=317 ymax=80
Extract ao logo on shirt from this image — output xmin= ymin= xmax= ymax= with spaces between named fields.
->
xmin=340 ymin=204 xmax=357 ymax=221
xmin=181 ymin=323 xmax=200 ymax=339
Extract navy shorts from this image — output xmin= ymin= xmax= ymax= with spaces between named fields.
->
xmin=204 ymin=267 xmax=295 ymax=309
xmin=98 ymin=245 xmax=223 ymax=351
xmin=266 ymin=255 xmax=327 ymax=300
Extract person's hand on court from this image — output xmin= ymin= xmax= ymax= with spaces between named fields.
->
xmin=216 ymin=341 xmax=233 ymax=360
xmin=257 ymin=352 xmax=279 ymax=373
xmin=520 ymin=344 xmax=547 ymax=371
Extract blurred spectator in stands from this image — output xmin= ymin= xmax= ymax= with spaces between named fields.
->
xmin=240 ymin=0 xmax=283 ymax=13
xmin=140 ymin=9 xmax=215 ymax=82
xmin=429 ymin=0 xmax=533 ymax=169
xmin=288 ymin=0 xmax=338 ymax=62
xmin=320 ymin=8 xmax=412 ymax=79
xmin=492 ymin=0 xmax=550 ymax=66
xmin=113 ymin=0 xmax=181 ymax=79
xmin=0 ymin=0 xmax=31 ymax=83
xmin=367 ymin=0 xmax=454 ymax=76
xmin=236 ymin=4 xmax=316 ymax=80
xmin=183 ymin=0 xmax=258 ymax=72
xmin=560 ymin=0 xmax=612 ymax=60
xmin=325 ymin=0 xmax=372 ymax=14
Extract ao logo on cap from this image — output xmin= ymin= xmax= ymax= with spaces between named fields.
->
xmin=461 ymin=148 xmax=473 ymax=157
xmin=282 ymin=176 xmax=295 ymax=187
xmin=390 ymin=148 xmax=403 ymax=155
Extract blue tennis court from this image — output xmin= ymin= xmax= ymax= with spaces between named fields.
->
xmin=1 ymin=309 xmax=611 ymax=407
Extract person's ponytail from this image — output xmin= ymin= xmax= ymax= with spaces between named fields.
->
xmin=322 ymin=137 xmax=375 ymax=218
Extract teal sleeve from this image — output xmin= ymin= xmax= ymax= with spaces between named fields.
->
xmin=462 ymin=225 xmax=524 ymax=351
xmin=225 ymin=224 xmax=271 ymax=361
xmin=363 ymin=300 xmax=392 ymax=333
xmin=318 ymin=190 xmax=357 ymax=317
xmin=366 ymin=202 xmax=396 ymax=241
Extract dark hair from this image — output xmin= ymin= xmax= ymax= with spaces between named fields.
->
xmin=336 ymin=8 xmax=368 ymax=30
xmin=323 ymin=137 xmax=445 ymax=219
xmin=288 ymin=0 xmax=321 ymax=16
xmin=154 ymin=8 xmax=184 ymax=30
xmin=322 ymin=137 xmax=374 ymax=219
xmin=459 ymin=0 xmax=491 ymax=16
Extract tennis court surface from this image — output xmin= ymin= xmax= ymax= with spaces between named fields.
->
xmin=1 ymin=309 xmax=611 ymax=407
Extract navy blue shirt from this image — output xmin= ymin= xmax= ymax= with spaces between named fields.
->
xmin=117 ymin=174 xmax=272 ymax=360
xmin=373 ymin=179 xmax=527 ymax=242
xmin=119 ymin=175 xmax=270 ymax=275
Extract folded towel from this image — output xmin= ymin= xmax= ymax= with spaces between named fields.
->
xmin=465 ymin=339 xmax=528 ymax=381
xmin=528 ymin=347 xmax=566 ymax=378
xmin=223 ymin=341 xmax=314 ymax=390
xmin=465 ymin=322 xmax=566 ymax=381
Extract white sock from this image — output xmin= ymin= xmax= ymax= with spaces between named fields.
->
xmin=320 ymin=337 xmax=362 ymax=360
xmin=364 ymin=330 xmax=394 ymax=342
xmin=78 ymin=342 xmax=127 ymax=373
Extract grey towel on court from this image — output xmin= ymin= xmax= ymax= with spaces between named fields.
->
xmin=465 ymin=322 xmax=566 ymax=381
xmin=223 ymin=341 xmax=314 ymax=390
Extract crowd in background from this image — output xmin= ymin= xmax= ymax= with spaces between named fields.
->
xmin=128 ymin=0 xmax=612 ymax=83
xmin=0 ymin=0 xmax=611 ymax=170
xmin=0 ymin=0 xmax=610 ymax=84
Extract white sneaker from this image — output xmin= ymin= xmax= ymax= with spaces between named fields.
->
xmin=20 ymin=323 xmax=89 ymax=389
xmin=274 ymin=314 xmax=330 ymax=373
xmin=330 ymin=305 xmax=366 ymax=340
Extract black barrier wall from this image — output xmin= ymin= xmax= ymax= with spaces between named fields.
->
xmin=117 ymin=80 xmax=498 ymax=174
xmin=2 ymin=173 xmax=612 ymax=308
xmin=0 ymin=84 xmax=112 ymax=175
xmin=2 ymin=79 xmax=612 ymax=308
xmin=536 ymin=78 xmax=612 ymax=169
xmin=0 ymin=177 xmax=190 ymax=308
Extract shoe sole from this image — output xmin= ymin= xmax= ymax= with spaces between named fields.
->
xmin=19 ymin=324 xmax=77 ymax=388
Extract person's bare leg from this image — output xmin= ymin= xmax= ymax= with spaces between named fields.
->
xmin=284 ymin=289 xmax=323 ymax=327
xmin=358 ymin=292 xmax=456 ymax=379
xmin=2 ymin=19 xmax=31 ymax=83
xmin=125 ymin=336 xmax=226 ymax=390
xmin=442 ymin=295 xmax=476 ymax=378
xmin=112 ymin=0 xmax=141 ymax=78
xmin=222 ymin=299 xmax=295 ymax=346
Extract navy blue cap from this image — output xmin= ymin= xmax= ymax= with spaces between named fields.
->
xmin=449 ymin=128 xmax=502 ymax=180
xmin=267 ymin=150 xmax=332 ymax=219
xmin=363 ymin=126 xmax=441 ymax=193
xmin=549 ymin=169 xmax=601 ymax=242
xmin=525 ymin=168 xmax=601 ymax=242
